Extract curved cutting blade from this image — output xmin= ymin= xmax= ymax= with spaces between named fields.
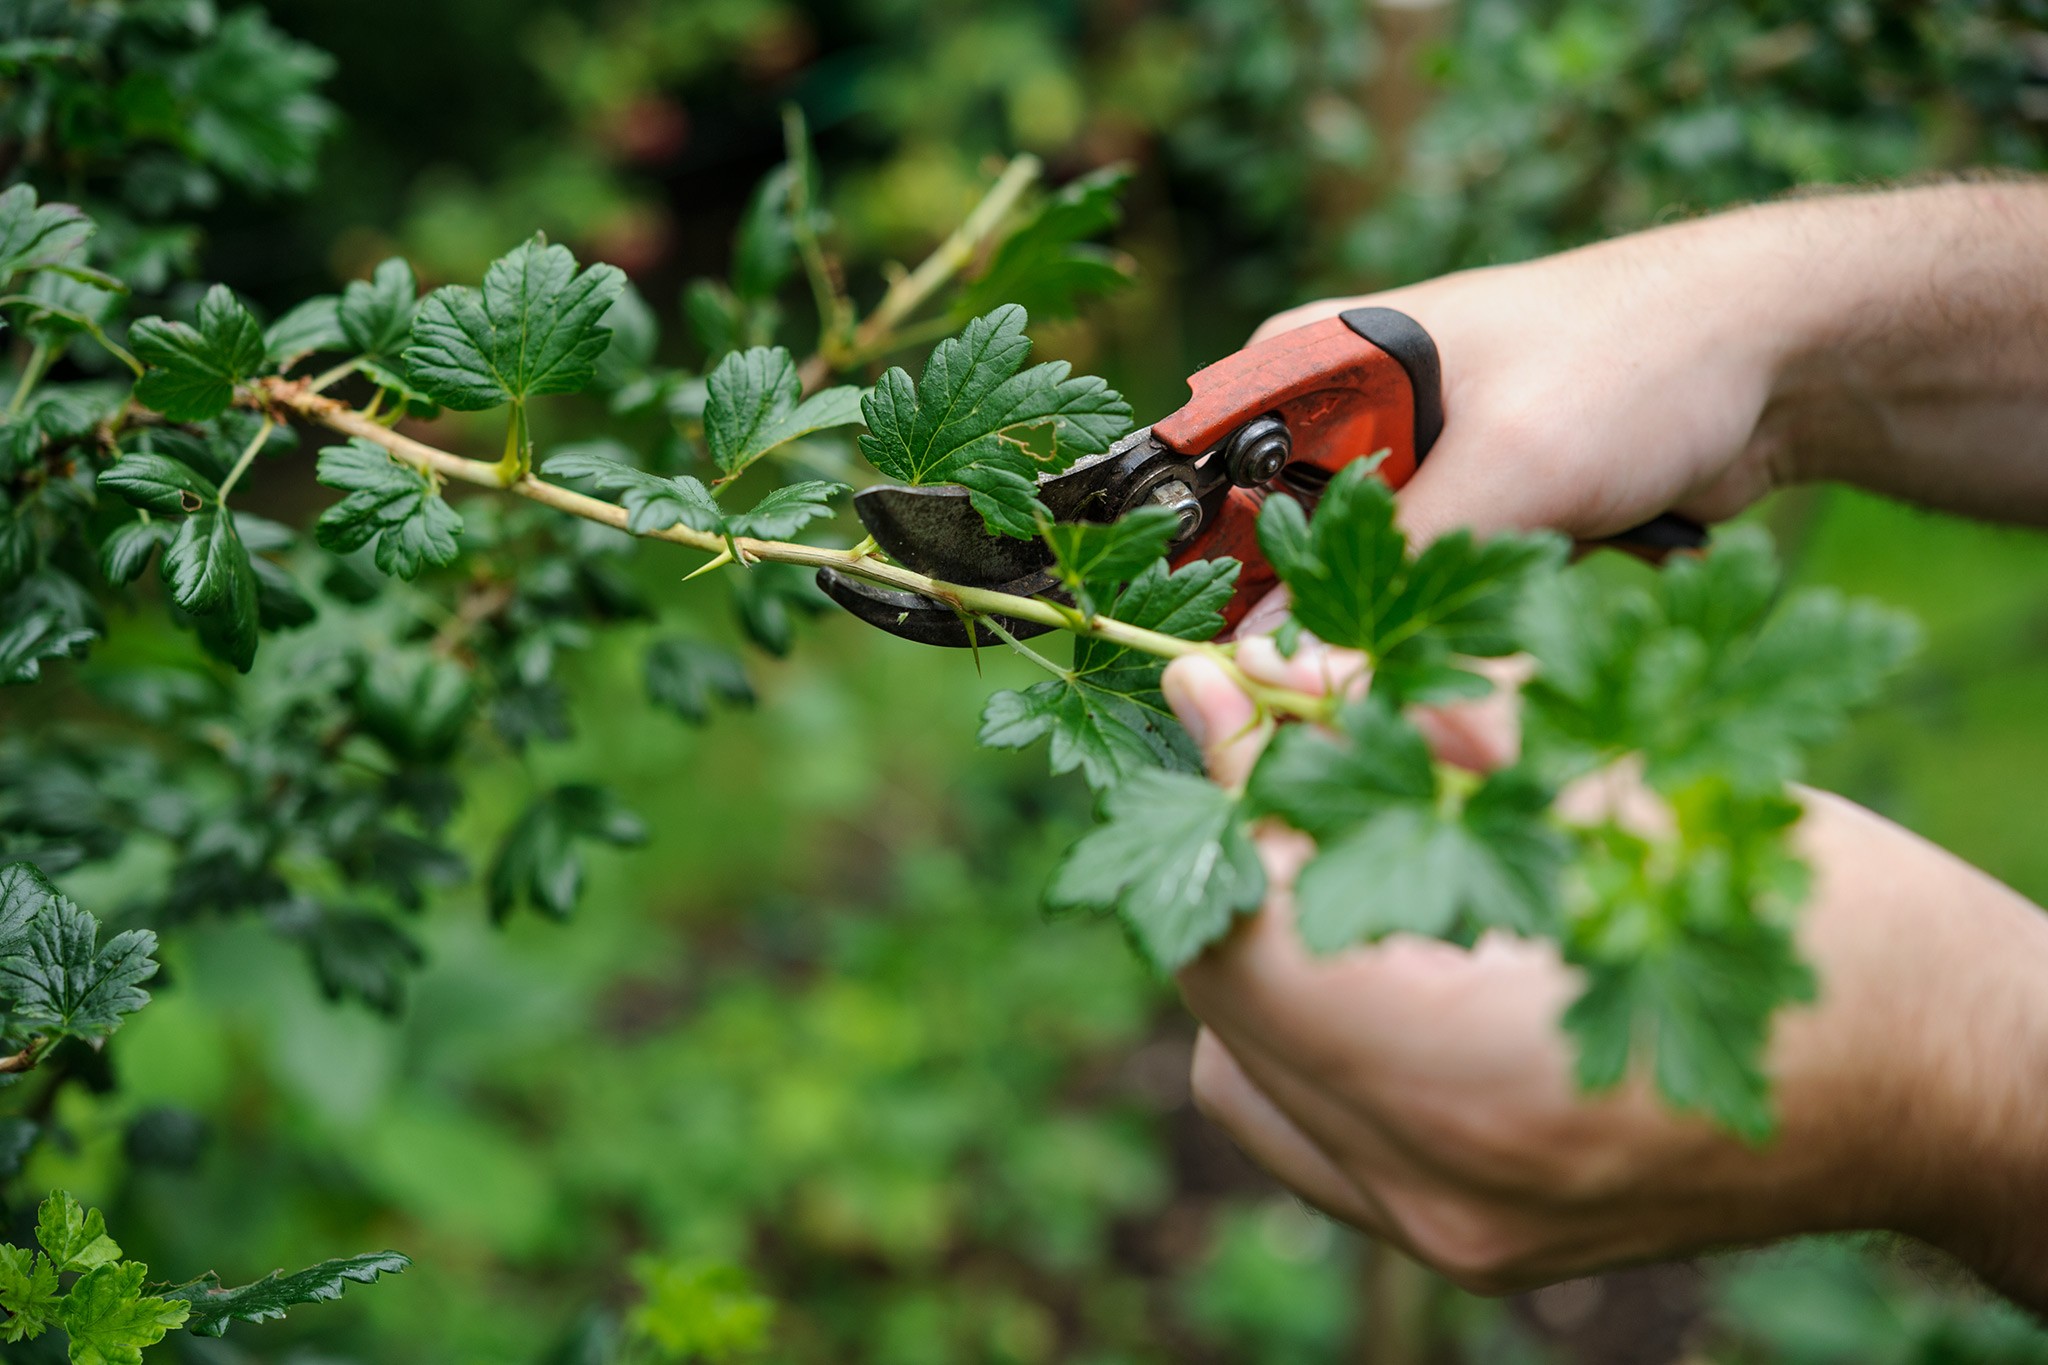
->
xmin=852 ymin=426 xmax=1179 ymax=586
xmin=815 ymin=567 xmax=1058 ymax=648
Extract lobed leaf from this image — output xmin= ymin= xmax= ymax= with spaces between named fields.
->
xmin=858 ymin=305 xmax=1131 ymax=539
xmin=645 ymin=637 xmax=754 ymax=725
xmin=1047 ymin=767 xmax=1266 ymax=971
xmin=58 ymin=1261 xmax=189 ymax=1365
xmin=0 ymin=184 xmax=94 ymax=284
xmin=404 ymin=235 xmax=625 ymax=410
xmin=1041 ymin=504 xmax=1180 ymax=616
xmin=338 ymin=257 xmax=418 ymax=357
xmin=36 ymin=1192 xmax=121 ymax=1275
xmin=489 ymin=785 xmax=648 ymax=922
xmin=0 ymin=1245 xmax=57 ymax=1342
xmin=313 ymin=438 xmax=463 ymax=579
xmin=164 ymin=510 xmax=260 ymax=670
xmin=0 ymin=898 xmax=159 ymax=1040
xmin=263 ymin=295 xmax=345 ymax=368
xmin=702 ymin=347 xmax=863 ymax=475
xmin=953 ymin=164 xmax=1134 ymax=322
xmin=130 ymin=285 xmax=268 ymax=422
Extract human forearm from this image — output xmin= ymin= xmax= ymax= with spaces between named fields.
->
xmin=1741 ymin=180 xmax=2048 ymax=521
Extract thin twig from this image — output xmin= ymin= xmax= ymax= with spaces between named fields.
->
xmin=254 ymin=378 xmax=1323 ymax=719
xmin=214 ymin=414 xmax=275 ymax=502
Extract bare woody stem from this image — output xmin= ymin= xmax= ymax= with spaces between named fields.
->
xmin=256 ymin=377 xmax=1326 ymax=721
xmin=795 ymin=154 xmax=1042 ymax=394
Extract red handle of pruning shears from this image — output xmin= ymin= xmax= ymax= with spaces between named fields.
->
xmin=1148 ymin=306 xmax=1704 ymax=629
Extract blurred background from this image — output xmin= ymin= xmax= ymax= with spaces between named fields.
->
xmin=24 ymin=0 xmax=2048 ymax=1360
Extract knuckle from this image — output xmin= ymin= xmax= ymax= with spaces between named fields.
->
xmin=1382 ymin=1190 xmax=1535 ymax=1295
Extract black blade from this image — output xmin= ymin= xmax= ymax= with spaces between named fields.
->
xmin=815 ymin=567 xmax=1058 ymax=648
xmin=853 ymin=426 xmax=1181 ymax=586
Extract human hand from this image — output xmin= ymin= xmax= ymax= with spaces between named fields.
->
xmin=1159 ymin=640 xmax=2048 ymax=1303
xmin=1245 ymin=181 xmax=2048 ymax=572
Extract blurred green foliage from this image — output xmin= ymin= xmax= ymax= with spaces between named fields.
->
xmin=9 ymin=0 xmax=2048 ymax=1361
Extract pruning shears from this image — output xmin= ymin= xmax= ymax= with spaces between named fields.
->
xmin=817 ymin=307 xmax=1706 ymax=647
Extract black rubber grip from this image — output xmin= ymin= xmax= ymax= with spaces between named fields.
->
xmin=1605 ymin=512 xmax=1709 ymax=553
xmin=1338 ymin=306 xmax=1444 ymax=462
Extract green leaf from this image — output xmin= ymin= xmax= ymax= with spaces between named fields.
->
xmin=858 ymin=305 xmax=1131 ymax=539
xmin=96 ymin=453 xmax=219 ymax=515
xmin=251 ymin=557 xmax=316 ymax=630
xmin=732 ymin=160 xmax=803 ymax=302
xmin=313 ymin=439 xmax=463 ymax=579
xmin=0 ymin=612 xmax=96 ymax=685
xmin=56 ymin=1261 xmax=188 ymax=1365
xmin=130 ymin=284 xmax=268 ymax=422
xmin=339 ymin=257 xmax=418 ymax=357
xmin=354 ymin=649 xmax=475 ymax=763
xmin=177 ymin=7 xmax=337 ymax=193
xmin=542 ymin=451 xmax=722 ymax=536
xmin=1047 ymin=767 xmax=1266 ymax=970
xmin=645 ymin=637 xmax=754 ymax=725
xmin=0 ymin=1245 xmax=58 ymax=1342
xmin=1562 ymin=785 xmax=1815 ymax=1139
xmin=263 ymin=295 xmax=345 ymax=368
xmin=1258 ymin=464 xmax=1565 ymax=701
xmin=594 ymin=282 xmax=658 ymax=389
xmin=163 ymin=510 xmax=259 ymax=670
xmin=99 ymin=521 xmax=175 ymax=588
xmin=488 ymin=785 xmax=649 ymax=922
xmin=702 ymin=347 xmax=863 ymax=475
xmin=36 ymin=1193 xmax=121 ymax=1274
xmin=1520 ymin=527 xmax=1919 ymax=793
xmin=729 ymin=562 xmax=828 ymax=656
xmin=540 ymin=449 xmax=844 ymax=542
xmin=628 ymin=1258 xmax=774 ymax=1363
xmin=404 ymin=235 xmax=626 ymax=410
xmin=981 ymin=558 xmax=1238 ymax=790
xmin=0 ymin=896 xmax=159 ymax=1040
xmin=1247 ymin=702 xmax=1565 ymax=951
xmin=953 ymin=165 xmax=1134 ymax=322
xmin=0 ymin=185 xmax=93 ymax=284
xmin=165 ymin=1250 xmax=411 ymax=1338
xmin=726 ymin=480 xmax=847 ymax=540
xmin=1042 ymin=504 xmax=1180 ymax=616
xmin=0 ymin=492 xmax=31 ymax=594
xmin=0 ymin=863 xmax=58 ymax=958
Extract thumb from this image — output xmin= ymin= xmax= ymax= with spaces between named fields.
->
xmin=1162 ymin=655 xmax=1267 ymax=790
xmin=1392 ymin=426 xmax=1579 ymax=548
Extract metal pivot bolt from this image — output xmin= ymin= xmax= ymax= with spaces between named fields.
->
xmin=1222 ymin=415 xmax=1291 ymax=486
xmin=1147 ymin=478 xmax=1203 ymax=541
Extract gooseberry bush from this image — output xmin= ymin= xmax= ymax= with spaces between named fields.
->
xmin=3 ymin=8 xmax=1919 ymax=1356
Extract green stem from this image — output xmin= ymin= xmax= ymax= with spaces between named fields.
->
xmin=214 ymin=415 xmax=275 ymax=502
xmin=980 ymin=616 xmax=1072 ymax=679
xmin=783 ymin=106 xmax=853 ymax=360
xmin=307 ymin=356 xmax=364 ymax=394
xmin=8 ymin=339 xmax=51 ymax=414
xmin=0 ymin=296 xmax=143 ymax=376
xmin=259 ymin=379 xmax=1331 ymax=720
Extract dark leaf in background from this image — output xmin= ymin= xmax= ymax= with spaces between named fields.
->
xmin=353 ymin=649 xmax=475 ymax=763
xmin=123 ymin=1106 xmax=210 ymax=1171
xmin=488 ymin=785 xmax=648 ymax=922
xmin=953 ymin=164 xmax=1135 ymax=322
xmin=645 ymin=638 xmax=754 ymax=725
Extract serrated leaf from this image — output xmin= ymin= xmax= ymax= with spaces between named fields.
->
xmin=953 ymin=164 xmax=1134 ymax=322
xmin=645 ymin=637 xmax=754 ymax=725
xmin=404 ymin=235 xmax=626 ymax=410
xmin=99 ymin=521 xmax=176 ymax=588
xmin=1520 ymin=527 xmax=1919 ymax=793
xmin=488 ymin=785 xmax=648 ymax=922
xmin=0 ymin=611 xmax=95 ymax=685
xmin=0 ymin=863 xmax=57 ymax=958
xmin=130 ymin=284 xmax=268 ymax=422
xmin=1047 ymin=767 xmax=1265 ymax=970
xmin=97 ymin=453 xmax=220 ymax=515
xmin=313 ymin=438 xmax=463 ymax=579
xmin=339 ymin=257 xmax=418 ymax=357
xmin=1042 ymin=504 xmax=1180 ymax=616
xmin=36 ymin=1192 xmax=121 ymax=1274
xmin=57 ymin=1261 xmax=188 ymax=1365
xmin=165 ymin=1250 xmax=410 ymax=1337
xmin=298 ymin=911 xmax=424 ymax=1015
xmin=981 ymin=558 xmax=1238 ymax=789
xmin=702 ymin=347 xmax=863 ymax=475
xmin=0 ymin=1245 xmax=58 ymax=1342
xmin=1258 ymin=464 xmax=1566 ymax=702
xmin=858 ymin=305 xmax=1131 ymax=540
xmin=1562 ymin=785 xmax=1815 ymax=1139
xmin=0 ymin=897 xmax=158 ymax=1039
xmin=179 ymin=7 xmax=336 ymax=193
xmin=263 ymin=295 xmax=345 ymax=368
xmin=0 ymin=185 xmax=93 ymax=284
xmin=164 ymin=510 xmax=259 ymax=670
xmin=1247 ymin=702 xmax=1565 ymax=951
xmin=726 ymin=480 xmax=847 ymax=539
